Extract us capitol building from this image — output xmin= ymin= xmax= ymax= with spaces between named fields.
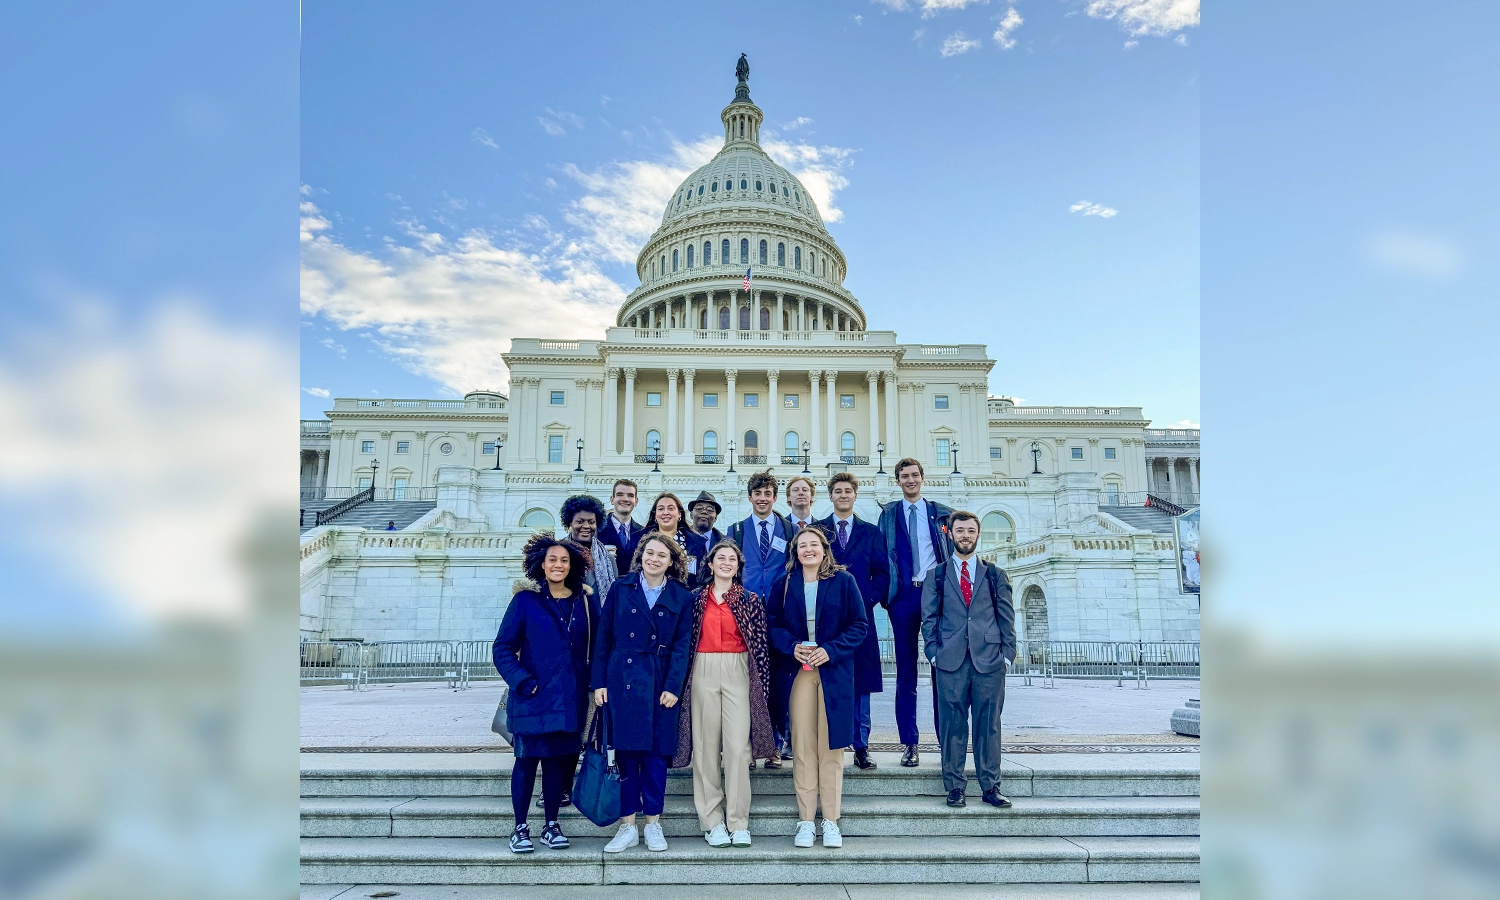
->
xmin=299 ymin=63 xmax=1200 ymax=649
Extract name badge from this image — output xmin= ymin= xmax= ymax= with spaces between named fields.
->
xmin=770 ymin=536 xmax=787 ymax=553
xmin=687 ymin=558 xmax=698 ymax=575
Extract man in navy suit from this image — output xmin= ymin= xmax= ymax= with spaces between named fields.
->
xmin=876 ymin=458 xmax=953 ymax=766
xmin=597 ymin=478 xmax=645 ymax=566
xmin=818 ymin=472 xmax=890 ymax=770
xmin=726 ymin=469 xmax=795 ymax=766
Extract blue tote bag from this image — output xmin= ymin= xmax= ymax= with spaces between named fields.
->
xmin=571 ymin=705 xmax=622 ymax=827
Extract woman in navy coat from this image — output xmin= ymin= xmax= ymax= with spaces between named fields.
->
xmin=591 ymin=533 xmax=695 ymax=854
xmin=627 ymin=492 xmax=709 ymax=586
xmin=493 ymin=534 xmax=600 ymax=853
xmin=768 ymin=525 xmax=868 ymax=849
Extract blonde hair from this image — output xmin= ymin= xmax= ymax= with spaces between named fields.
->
xmin=785 ymin=524 xmax=846 ymax=580
xmin=785 ymin=474 xmax=816 ymax=499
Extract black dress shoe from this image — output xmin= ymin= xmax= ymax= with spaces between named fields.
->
xmin=900 ymin=744 xmax=920 ymax=767
xmin=853 ymin=748 xmax=877 ymax=770
xmin=946 ymin=789 xmax=966 ymax=807
xmin=982 ymin=788 xmax=1012 ymax=808
xmin=762 ymin=756 xmax=782 ymax=769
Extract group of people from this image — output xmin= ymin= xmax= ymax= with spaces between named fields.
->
xmin=491 ymin=458 xmax=1016 ymax=855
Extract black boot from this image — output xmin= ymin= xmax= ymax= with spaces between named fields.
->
xmin=900 ymin=744 xmax=920 ymax=767
xmin=853 ymin=748 xmax=877 ymax=770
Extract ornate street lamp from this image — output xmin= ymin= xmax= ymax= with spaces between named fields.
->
xmin=574 ymin=438 xmax=585 ymax=472
xmin=727 ymin=439 xmax=737 ymax=473
xmin=951 ymin=441 xmax=961 ymax=475
xmin=801 ymin=440 xmax=811 ymax=474
xmin=369 ymin=458 xmax=379 ymax=498
xmin=492 ymin=438 xmax=504 ymax=471
xmin=876 ymin=441 xmax=886 ymax=474
xmin=1030 ymin=441 xmax=1042 ymax=474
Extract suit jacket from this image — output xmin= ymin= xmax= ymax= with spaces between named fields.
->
xmin=877 ymin=497 xmax=954 ymax=604
xmin=920 ymin=557 xmax=1016 ymax=676
xmin=767 ymin=569 xmax=868 ymax=750
xmin=625 ymin=527 xmax=709 ymax=587
xmin=599 ymin=515 xmax=645 ymax=560
xmin=819 ymin=514 xmax=890 ymax=695
xmin=727 ymin=512 xmax=794 ymax=602
xmin=590 ymin=575 xmax=695 ymax=755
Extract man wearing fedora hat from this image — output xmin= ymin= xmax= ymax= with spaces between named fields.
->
xmin=687 ymin=491 xmax=725 ymax=547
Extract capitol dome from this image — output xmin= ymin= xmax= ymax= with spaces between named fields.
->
xmin=619 ymin=59 xmax=864 ymax=333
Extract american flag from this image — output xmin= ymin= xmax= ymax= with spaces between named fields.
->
xmin=743 ymin=268 xmax=751 ymax=292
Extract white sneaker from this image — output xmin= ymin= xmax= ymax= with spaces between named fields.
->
xmin=821 ymin=819 xmax=843 ymax=848
xmin=644 ymin=820 xmax=668 ymax=851
xmin=731 ymin=829 xmax=752 ymax=847
xmin=705 ymin=822 xmax=731 ymax=847
xmin=794 ymin=820 xmax=816 ymax=848
xmin=603 ymin=823 xmax=638 ymax=853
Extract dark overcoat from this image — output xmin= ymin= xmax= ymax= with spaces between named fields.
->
xmin=492 ymin=579 xmax=599 ymax=737
xmin=626 ymin=526 xmax=710 ymax=587
xmin=876 ymin=497 xmax=954 ymax=604
xmin=598 ymin=516 xmax=645 ymax=560
xmin=767 ymin=569 xmax=869 ymax=750
xmin=590 ymin=575 xmax=695 ymax=755
xmin=819 ymin=514 xmax=891 ymax=695
xmin=671 ymin=582 xmax=778 ymax=767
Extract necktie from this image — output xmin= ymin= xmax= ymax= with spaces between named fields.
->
xmin=837 ymin=519 xmax=849 ymax=549
xmin=758 ymin=520 xmax=770 ymax=563
xmin=618 ymin=520 xmax=628 ymax=542
xmin=960 ymin=560 xmax=973 ymax=607
xmin=908 ymin=503 xmax=921 ymax=579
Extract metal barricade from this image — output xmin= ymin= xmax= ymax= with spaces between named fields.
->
xmin=361 ymin=640 xmax=463 ymax=689
xmin=1128 ymin=641 xmax=1201 ymax=683
xmin=457 ymin=639 xmax=502 ymax=687
xmin=299 ymin=641 xmax=368 ymax=690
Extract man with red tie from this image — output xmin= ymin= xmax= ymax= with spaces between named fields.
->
xmin=920 ymin=510 xmax=1016 ymax=809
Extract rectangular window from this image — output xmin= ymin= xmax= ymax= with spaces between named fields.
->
xmin=936 ymin=438 xmax=951 ymax=467
xmin=548 ymin=435 xmax=563 ymax=463
xmin=483 ymin=442 xmax=496 ymax=454
xmin=646 ymin=392 xmax=662 ymax=407
xmin=1071 ymin=447 xmax=1084 ymax=459
xmin=990 ymin=447 xmax=1002 ymax=459
xmin=361 ymin=440 xmax=375 ymax=453
xmin=934 ymin=395 xmax=949 ymax=410
xmin=743 ymin=393 xmax=759 ymax=408
xmin=1106 ymin=484 xmax=1120 ymax=505
xmin=393 ymin=477 xmax=408 ymax=500
xmin=550 ymin=390 xmax=565 ymax=405
xmin=1104 ymin=447 xmax=1117 ymax=460
xmin=396 ymin=441 xmax=410 ymax=453
xmin=357 ymin=476 xmax=372 ymax=490
xmin=839 ymin=394 xmax=855 ymax=409
xmin=783 ymin=394 xmax=799 ymax=409
xmin=703 ymin=393 xmax=718 ymax=408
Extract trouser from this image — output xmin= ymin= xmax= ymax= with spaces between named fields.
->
xmin=888 ymin=591 xmax=925 ymax=746
xmin=690 ymin=651 xmax=753 ymax=832
xmin=934 ymin=654 xmax=1006 ymax=794
xmin=511 ymin=754 xmax=570 ymax=824
xmin=853 ymin=692 xmax=872 ymax=750
xmin=616 ymin=750 xmax=669 ymax=817
xmin=790 ymin=667 xmax=845 ymax=822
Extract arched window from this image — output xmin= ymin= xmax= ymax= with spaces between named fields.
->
xmin=739 ymin=121 xmax=744 ymax=138
xmin=703 ymin=430 xmax=718 ymax=457
xmin=794 ymin=190 xmax=801 ymax=203
xmin=521 ymin=508 xmax=556 ymax=533
xmin=777 ymin=243 xmax=785 ymax=266
xmin=782 ymin=185 xmax=789 ymax=197
xmin=740 ymin=179 xmax=747 ymax=189
xmin=718 ymin=307 xmax=730 ymax=330
xmin=704 ymin=241 xmax=712 ymax=264
xmin=759 ymin=307 xmax=770 ymax=330
xmin=660 ymin=254 xmax=666 ymax=276
xmin=672 ymin=249 xmax=679 ymax=272
xmin=981 ymin=512 xmax=1016 ymax=550
xmin=699 ymin=308 xmax=708 ymax=329
xmin=711 ymin=181 xmax=718 ymax=193
xmin=821 ymin=259 xmax=826 ymax=277
xmin=794 ymin=247 xmax=801 ymax=270
xmin=769 ymin=181 xmax=777 ymax=195
xmin=645 ymin=430 xmax=662 ymax=461
xmin=739 ymin=306 xmax=751 ymax=330
xmin=697 ymin=185 xmax=704 ymax=196
xmin=687 ymin=244 xmax=694 ymax=268
xmin=784 ymin=431 xmax=800 ymax=457
xmin=740 ymin=238 xmax=749 ymax=263
xmin=841 ymin=431 xmax=856 ymax=461
xmin=744 ymin=430 xmax=758 ymax=451
xmin=759 ymin=240 xmax=768 ymax=265
xmin=721 ymin=239 xmax=730 ymax=263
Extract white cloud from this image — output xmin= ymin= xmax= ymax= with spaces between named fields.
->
xmin=854 ymin=14 xmax=864 ymax=24
xmin=1175 ymin=33 xmax=1188 ymax=45
xmin=1170 ymin=419 xmax=1200 ymax=429
xmin=546 ymin=107 xmax=585 ymax=129
xmin=1124 ymin=40 xmax=1139 ymax=49
xmin=781 ymin=116 xmax=815 ymax=131
xmin=921 ymin=0 xmax=988 ymax=17
xmin=472 ymin=128 xmax=499 ymax=149
xmin=559 ymin=136 xmax=720 ymax=264
xmin=1070 ymin=200 xmax=1118 ymax=218
xmin=941 ymin=31 xmax=982 ymax=56
xmin=302 ymin=386 xmax=330 ymax=398
xmin=760 ymin=140 xmax=856 ymax=224
xmin=1364 ymin=230 xmax=1464 ymax=279
xmin=1086 ymin=0 xmax=1199 ymax=37
xmin=993 ymin=7 xmax=1024 ymax=48
xmin=319 ymin=337 xmax=346 ymax=357
xmin=538 ymin=117 xmax=566 ymax=136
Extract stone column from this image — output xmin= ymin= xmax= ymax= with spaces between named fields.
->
xmin=767 ymin=369 xmax=780 ymax=463
xmin=752 ymin=291 xmax=761 ymax=334
xmin=725 ymin=369 xmax=738 ymax=461
xmin=579 ymin=378 xmax=600 ymax=464
xmin=315 ymin=449 xmax=328 ymax=497
xmin=1165 ymin=456 xmax=1177 ymax=492
xmin=776 ymin=292 xmax=785 ymax=333
xmin=1190 ymin=458 xmax=1200 ymax=497
xmin=866 ymin=371 xmax=880 ymax=463
xmin=883 ymin=371 xmax=898 ymax=459
xmin=683 ymin=368 xmax=696 ymax=459
xmin=604 ymin=367 xmax=619 ymax=454
xmin=666 ymin=368 xmax=680 ymax=456
xmin=809 ymin=370 xmax=822 ymax=456
xmin=623 ymin=368 xmax=637 ymax=456
xmin=825 ymin=369 xmax=838 ymax=458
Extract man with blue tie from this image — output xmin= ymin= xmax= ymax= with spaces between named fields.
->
xmin=598 ymin=479 xmax=645 ymax=567
xmin=726 ymin=469 xmax=796 ymax=767
xmin=818 ymin=472 xmax=890 ymax=770
xmin=876 ymin=458 xmax=953 ymax=767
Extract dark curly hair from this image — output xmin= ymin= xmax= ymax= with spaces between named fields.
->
xmin=521 ymin=533 xmax=591 ymax=594
xmin=560 ymin=494 xmax=607 ymax=530
xmin=630 ymin=532 xmax=689 ymax=583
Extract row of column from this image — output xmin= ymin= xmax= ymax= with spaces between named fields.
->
xmin=628 ymin=289 xmax=860 ymax=333
xmin=1148 ymin=456 xmax=1201 ymax=496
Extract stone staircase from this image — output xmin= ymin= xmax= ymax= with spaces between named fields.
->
xmin=300 ymin=500 xmax=437 ymax=534
xmin=301 ymin=750 xmax=1198 ymax=889
xmin=1098 ymin=505 xmax=1176 ymax=534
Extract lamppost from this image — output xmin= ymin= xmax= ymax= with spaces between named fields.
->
xmin=369 ymin=458 xmax=379 ymax=498
xmin=492 ymin=438 xmax=504 ymax=471
xmin=876 ymin=441 xmax=886 ymax=475
xmin=1030 ymin=441 xmax=1042 ymax=474
xmin=951 ymin=441 xmax=961 ymax=475
xmin=574 ymin=438 xmax=585 ymax=472
xmin=651 ymin=441 xmax=661 ymax=473
xmin=801 ymin=440 xmax=811 ymax=474
xmin=727 ymin=439 xmax=737 ymax=473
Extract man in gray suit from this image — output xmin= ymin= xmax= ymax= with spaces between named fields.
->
xmin=920 ymin=510 xmax=1016 ymax=808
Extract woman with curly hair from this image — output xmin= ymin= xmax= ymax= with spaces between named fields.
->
xmin=560 ymin=493 xmax=618 ymax=596
xmin=492 ymin=534 xmax=599 ymax=854
xmin=768 ymin=524 xmax=868 ymax=850
xmin=591 ymin=533 xmax=695 ymax=854
xmin=671 ymin=539 xmax=776 ymax=847
xmin=627 ymin=491 xmax=708 ymax=586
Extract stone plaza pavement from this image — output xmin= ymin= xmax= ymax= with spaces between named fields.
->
xmin=302 ymin=675 xmax=1199 ymax=749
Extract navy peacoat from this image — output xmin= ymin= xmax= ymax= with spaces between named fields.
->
xmin=492 ymin=580 xmax=600 ymax=737
xmin=625 ymin=526 xmax=710 ymax=587
xmin=767 ymin=569 xmax=869 ymax=750
xmin=590 ymin=574 xmax=696 ymax=755
xmin=819 ymin=514 xmax=891 ymax=696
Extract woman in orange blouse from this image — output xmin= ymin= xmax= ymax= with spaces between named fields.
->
xmin=672 ymin=540 xmax=777 ymax=847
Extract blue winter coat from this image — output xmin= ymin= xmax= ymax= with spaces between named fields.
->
xmin=492 ymin=580 xmax=600 ymax=737
xmin=767 ymin=569 xmax=869 ymax=750
xmin=590 ymin=575 xmax=696 ymax=755
xmin=625 ymin=527 xmax=710 ymax=587
xmin=819 ymin=514 xmax=891 ymax=695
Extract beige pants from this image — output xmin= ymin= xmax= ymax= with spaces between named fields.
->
xmin=790 ymin=666 xmax=844 ymax=822
xmin=690 ymin=651 xmax=752 ymax=832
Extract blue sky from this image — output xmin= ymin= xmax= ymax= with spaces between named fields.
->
xmin=300 ymin=0 xmax=1199 ymax=424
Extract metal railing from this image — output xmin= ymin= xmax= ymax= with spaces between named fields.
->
xmin=1099 ymin=490 xmax=1199 ymax=511
xmin=302 ymin=486 xmax=440 ymax=502
xmin=839 ymin=455 xmax=870 ymax=465
xmin=781 ymin=454 xmax=809 ymax=466
xmin=694 ymin=454 xmax=723 ymax=464
xmin=634 ymin=453 xmax=663 ymax=464
xmin=876 ymin=639 xmax=1199 ymax=688
xmin=739 ymin=454 xmax=767 ymax=464
xmin=314 ymin=487 xmax=373 ymax=527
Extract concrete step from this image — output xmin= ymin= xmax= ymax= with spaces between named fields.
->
xmin=302 ymin=794 xmax=1198 ymax=839
xmin=301 ymin=751 xmax=1198 ymax=800
xmin=1097 ymin=506 xmax=1176 ymax=534
xmin=300 ymin=834 xmax=1199 ymax=885
xmin=305 ymin=885 xmax=1199 ymax=900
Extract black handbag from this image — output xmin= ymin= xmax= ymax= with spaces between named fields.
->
xmin=571 ymin=705 xmax=622 ymax=827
